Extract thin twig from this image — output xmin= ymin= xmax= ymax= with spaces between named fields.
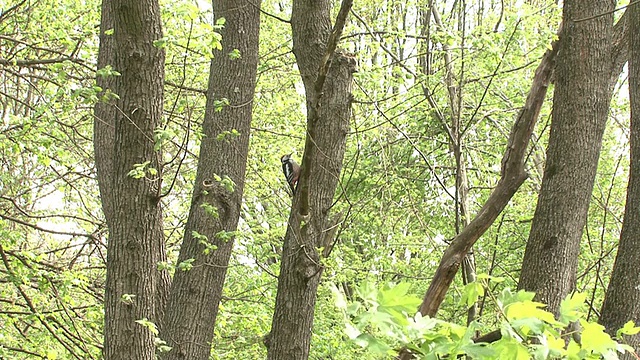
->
xmin=0 ymin=213 xmax=96 ymax=239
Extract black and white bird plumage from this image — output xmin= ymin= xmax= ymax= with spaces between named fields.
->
xmin=281 ymin=154 xmax=300 ymax=194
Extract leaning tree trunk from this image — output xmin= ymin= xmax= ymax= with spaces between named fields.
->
xmin=599 ymin=2 xmax=640 ymax=357
xmin=517 ymin=0 xmax=615 ymax=314
xmin=94 ymin=0 xmax=170 ymax=359
xmin=160 ymin=1 xmax=261 ymax=359
xmin=266 ymin=1 xmax=355 ymax=359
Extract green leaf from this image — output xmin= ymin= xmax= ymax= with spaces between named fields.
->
xmin=135 ymin=318 xmax=159 ymax=335
xmin=212 ymin=98 xmax=230 ymax=112
xmin=96 ymin=65 xmax=121 ymax=78
xmin=215 ymin=230 xmax=236 ymax=242
xmin=220 ymin=175 xmax=235 ymax=192
xmin=192 ymin=230 xmax=208 ymax=241
xmin=153 ymin=37 xmax=169 ymax=48
xmin=617 ymin=320 xmax=640 ymax=338
xmin=331 ymin=283 xmax=347 ymax=310
xmin=511 ymin=317 xmax=545 ymax=336
xmin=505 ymin=300 xmax=552 ymax=323
xmin=354 ymin=334 xmax=394 ymax=355
xmin=127 ymin=161 xmax=151 ymax=179
xmin=460 ymin=281 xmax=484 ymax=309
xmin=155 ymin=337 xmax=172 ymax=353
xmin=378 ymin=282 xmax=421 ymax=312
xmin=460 ymin=342 xmax=495 ymax=358
xmin=200 ymin=202 xmax=219 ymax=219
xmin=177 ymin=258 xmax=195 ymax=272
xmin=559 ymin=292 xmax=587 ymax=325
xmin=580 ymin=320 xmax=617 ymax=354
xmin=228 ymin=48 xmax=241 ymax=59
xmin=493 ymin=337 xmax=530 ymax=360
xmin=344 ymin=322 xmax=361 ymax=340
xmin=120 ymin=293 xmax=136 ymax=305
xmin=154 ymin=128 xmax=175 ymax=151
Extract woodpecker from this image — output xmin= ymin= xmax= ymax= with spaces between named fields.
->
xmin=281 ymin=154 xmax=300 ymax=194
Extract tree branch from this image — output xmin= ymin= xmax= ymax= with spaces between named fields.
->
xmin=0 ymin=213 xmax=97 ymax=240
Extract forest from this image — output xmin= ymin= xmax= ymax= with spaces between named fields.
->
xmin=1 ymin=0 xmax=639 ymax=359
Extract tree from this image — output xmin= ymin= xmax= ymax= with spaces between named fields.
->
xmin=518 ymin=0 xmax=615 ymax=314
xmin=599 ymin=2 xmax=640 ymax=356
xmin=159 ymin=1 xmax=262 ymax=359
xmin=94 ymin=0 xmax=262 ymax=358
xmin=265 ymin=0 xmax=356 ymax=358
xmin=93 ymin=0 xmax=170 ymax=359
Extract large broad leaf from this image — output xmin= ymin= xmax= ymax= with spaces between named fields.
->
xmin=580 ymin=320 xmax=617 ymax=355
xmin=558 ymin=292 xmax=587 ymax=325
xmin=379 ymin=282 xmax=422 ymax=311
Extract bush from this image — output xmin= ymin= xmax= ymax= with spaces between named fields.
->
xmin=332 ymin=277 xmax=640 ymax=359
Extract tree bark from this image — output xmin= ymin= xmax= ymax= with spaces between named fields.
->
xmin=160 ymin=1 xmax=261 ymax=359
xmin=94 ymin=0 xmax=116 ymax=224
xmin=95 ymin=0 xmax=170 ymax=359
xmin=599 ymin=2 xmax=640 ymax=357
xmin=517 ymin=0 xmax=615 ymax=315
xmin=266 ymin=1 xmax=355 ymax=359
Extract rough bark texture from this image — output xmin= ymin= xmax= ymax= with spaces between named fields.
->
xmin=266 ymin=1 xmax=355 ymax=359
xmin=517 ymin=0 xmax=614 ymax=315
xmin=94 ymin=0 xmax=116 ymax=223
xmin=599 ymin=2 xmax=640 ymax=356
xmin=267 ymin=54 xmax=355 ymax=360
xmin=159 ymin=1 xmax=261 ymax=359
xmin=96 ymin=0 xmax=170 ymax=359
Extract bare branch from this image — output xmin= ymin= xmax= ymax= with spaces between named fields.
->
xmin=0 ymin=0 xmax=28 ymax=24
xmin=0 ymin=213 xmax=97 ymax=240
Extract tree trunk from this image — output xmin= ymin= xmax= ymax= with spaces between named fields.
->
xmin=599 ymin=2 xmax=640 ymax=356
xmin=95 ymin=0 xmax=170 ymax=359
xmin=94 ymin=0 xmax=116 ymax=224
xmin=517 ymin=0 xmax=615 ymax=314
xmin=160 ymin=1 xmax=261 ymax=359
xmin=266 ymin=1 xmax=355 ymax=359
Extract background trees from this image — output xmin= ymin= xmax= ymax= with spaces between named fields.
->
xmin=266 ymin=1 xmax=355 ymax=358
xmin=0 ymin=0 xmax=638 ymax=359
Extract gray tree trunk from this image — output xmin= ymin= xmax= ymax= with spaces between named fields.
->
xmin=599 ymin=2 xmax=640 ymax=357
xmin=94 ymin=0 xmax=170 ymax=359
xmin=159 ymin=1 xmax=261 ymax=359
xmin=517 ymin=0 xmax=615 ymax=314
xmin=266 ymin=1 xmax=356 ymax=359
xmin=94 ymin=0 xmax=116 ymax=224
